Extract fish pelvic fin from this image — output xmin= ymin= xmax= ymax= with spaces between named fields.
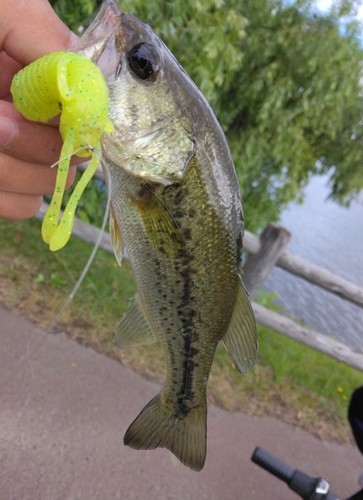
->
xmin=115 ymin=294 xmax=157 ymax=346
xmin=222 ymin=276 xmax=258 ymax=374
xmin=109 ymin=207 xmax=124 ymax=266
xmin=124 ymin=392 xmax=207 ymax=472
xmin=134 ymin=188 xmax=183 ymax=260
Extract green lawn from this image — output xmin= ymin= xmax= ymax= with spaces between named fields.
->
xmin=0 ymin=217 xmax=361 ymax=443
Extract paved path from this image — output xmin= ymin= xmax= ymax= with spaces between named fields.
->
xmin=0 ymin=304 xmax=362 ymax=500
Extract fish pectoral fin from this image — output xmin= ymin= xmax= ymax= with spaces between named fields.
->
xmin=127 ymin=157 xmax=182 ymax=185
xmin=134 ymin=189 xmax=183 ymax=259
xmin=109 ymin=207 xmax=124 ymax=266
xmin=222 ymin=277 xmax=258 ymax=374
xmin=115 ymin=295 xmax=157 ymax=346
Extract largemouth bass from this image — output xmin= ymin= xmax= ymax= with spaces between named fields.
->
xmin=77 ymin=0 xmax=257 ymax=471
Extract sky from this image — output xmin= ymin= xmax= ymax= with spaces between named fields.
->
xmin=316 ymin=0 xmax=363 ymax=20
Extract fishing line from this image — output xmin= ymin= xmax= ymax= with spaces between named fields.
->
xmin=0 ymin=170 xmax=111 ymax=391
xmin=49 ymin=147 xmax=87 ymax=169
xmin=49 ymin=145 xmax=102 ymax=169
xmin=48 ymin=180 xmax=111 ymax=331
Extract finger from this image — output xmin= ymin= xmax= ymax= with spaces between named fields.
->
xmin=0 ymin=103 xmax=88 ymax=167
xmin=0 ymin=153 xmax=76 ymax=196
xmin=0 ymin=114 xmax=63 ymax=165
xmin=0 ymin=191 xmax=43 ymax=220
xmin=0 ymin=99 xmax=26 ymax=122
xmin=0 ymin=52 xmax=22 ymax=99
xmin=0 ymin=1 xmax=78 ymax=65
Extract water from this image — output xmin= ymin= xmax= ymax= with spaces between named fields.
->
xmin=262 ymin=174 xmax=363 ymax=352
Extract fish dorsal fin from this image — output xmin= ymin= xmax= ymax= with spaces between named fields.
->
xmin=115 ymin=294 xmax=157 ymax=346
xmin=134 ymin=189 xmax=183 ymax=260
xmin=109 ymin=207 xmax=124 ymax=266
xmin=222 ymin=277 xmax=258 ymax=374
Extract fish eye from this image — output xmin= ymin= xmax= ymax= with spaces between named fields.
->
xmin=128 ymin=43 xmax=160 ymax=81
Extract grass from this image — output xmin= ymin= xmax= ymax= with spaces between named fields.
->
xmin=0 ymin=217 xmax=361 ymax=444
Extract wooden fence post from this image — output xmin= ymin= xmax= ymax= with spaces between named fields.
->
xmin=243 ymin=223 xmax=292 ymax=299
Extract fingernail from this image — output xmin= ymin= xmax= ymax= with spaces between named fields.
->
xmin=0 ymin=116 xmax=17 ymax=147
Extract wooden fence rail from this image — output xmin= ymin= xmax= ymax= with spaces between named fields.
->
xmin=253 ymin=303 xmax=363 ymax=371
xmin=243 ymin=229 xmax=363 ymax=308
xmin=35 ymin=201 xmax=363 ymax=372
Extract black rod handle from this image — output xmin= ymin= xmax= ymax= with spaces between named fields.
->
xmin=251 ymin=447 xmax=294 ymax=484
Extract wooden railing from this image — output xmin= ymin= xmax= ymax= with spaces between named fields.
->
xmin=243 ymin=225 xmax=363 ymax=307
xmin=242 ymin=224 xmax=363 ymax=371
xmin=35 ymin=196 xmax=363 ymax=372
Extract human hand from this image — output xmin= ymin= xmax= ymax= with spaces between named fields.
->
xmin=0 ymin=0 xmax=79 ymax=221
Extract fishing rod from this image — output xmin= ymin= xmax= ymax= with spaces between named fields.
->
xmin=251 ymin=386 xmax=363 ymax=500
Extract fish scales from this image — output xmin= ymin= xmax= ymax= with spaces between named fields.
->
xmin=106 ymin=154 xmax=239 ymax=402
xmin=77 ymin=0 xmax=258 ymax=471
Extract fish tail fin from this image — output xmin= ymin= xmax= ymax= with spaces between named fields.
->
xmin=124 ymin=392 xmax=207 ymax=471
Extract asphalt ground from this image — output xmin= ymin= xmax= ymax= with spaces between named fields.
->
xmin=1 ymin=304 xmax=362 ymax=500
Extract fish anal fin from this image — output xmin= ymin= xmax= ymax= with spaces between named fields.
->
xmin=124 ymin=392 xmax=207 ymax=472
xmin=134 ymin=190 xmax=183 ymax=260
xmin=222 ymin=277 xmax=258 ymax=374
xmin=116 ymin=295 xmax=157 ymax=346
xmin=109 ymin=207 xmax=124 ymax=266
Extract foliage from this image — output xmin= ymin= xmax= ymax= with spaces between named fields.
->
xmin=51 ymin=0 xmax=98 ymax=32
xmin=51 ymin=0 xmax=363 ymax=232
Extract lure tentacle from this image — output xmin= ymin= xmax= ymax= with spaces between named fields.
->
xmin=10 ymin=51 xmax=114 ymax=250
xmin=56 ymin=55 xmax=74 ymax=103
xmin=41 ymin=139 xmax=76 ymax=244
xmin=49 ymin=149 xmax=102 ymax=252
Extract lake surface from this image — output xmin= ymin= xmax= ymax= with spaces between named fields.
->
xmin=262 ymin=174 xmax=363 ymax=352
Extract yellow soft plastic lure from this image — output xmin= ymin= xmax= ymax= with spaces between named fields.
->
xmin=10 ymin=51 xmax=114 ymax=251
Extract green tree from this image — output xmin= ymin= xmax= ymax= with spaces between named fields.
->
xmin=52 ymin=0 xmax=363 ymax=232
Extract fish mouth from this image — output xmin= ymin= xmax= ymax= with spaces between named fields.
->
xmin=75 ymin=1 xmax=161 ymax=76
